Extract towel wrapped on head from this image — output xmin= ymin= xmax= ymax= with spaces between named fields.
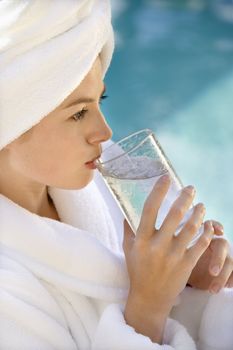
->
xmin=0 ymin=0 xmax=114 ymax=150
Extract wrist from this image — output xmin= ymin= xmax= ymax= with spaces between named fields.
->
xmin=124 ymin=292 xmax=171 ymax=344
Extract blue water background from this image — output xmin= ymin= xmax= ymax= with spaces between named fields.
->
xmin=102 ymin=0 xmax=233 ymax=241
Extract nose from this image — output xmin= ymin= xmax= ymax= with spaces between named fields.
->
xmin=88 ymin=112 xmax=113 ymax=145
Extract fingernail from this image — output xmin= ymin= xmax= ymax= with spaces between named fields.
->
xmin=197 ymin=203 xmax=206 ymax=214
xmin=215 ymin=224 xmax=224 ymax=233
xmin=160 ymin=174 xmax=170 ymax=182
xmin=211 ymin=265 xmax=221 ymax=276
xmin=184 ymin=185 xmax=195 ymax=195
xmin=209 ymin=283 xmax=221 ymax=294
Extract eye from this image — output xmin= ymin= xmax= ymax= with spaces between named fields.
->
xmin=72 ymin=107 xmax=88 ymax=121
xmin=99 ymin=94 xmax=108 ymax=104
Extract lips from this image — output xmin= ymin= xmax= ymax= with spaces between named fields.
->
xmin=85 ymin=155 xmax=100 ymax=169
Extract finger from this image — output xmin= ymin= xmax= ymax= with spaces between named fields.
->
xmin=209 ymin=256 xmax=233 ymax=293
xmin=187 ymin=220 xmax=214 ymax=264
xmin=175 ymin=203 xmax=206 ymax=250
xmin=137 ymin=174 xmax=171 ymax=240
xmin=159 ymin=185 xmax=196 ymax=238
xmin=123 ymin=219 xmax=135 ymax=254
xmin=226 ymin=271 xmax=233 ymax=288
xmin=208 ymin=238 xmax=229 ymax=276
xmin=212 ymin=220 xmax=224 ymax=236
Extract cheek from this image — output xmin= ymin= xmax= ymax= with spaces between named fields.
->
xmin=34 ymin=138 xmax=79 ymax=176
xmin=13 ymin=130 xmax=80 ymax=179
xmin=11 ymin=122 xmax=93 ymax=188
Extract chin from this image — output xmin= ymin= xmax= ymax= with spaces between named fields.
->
xmin=47 ymin=169 xmax=94 ymax=190
xmin=78 ymin=173 xmax=94 ymax=189
xmin=57 ymin=172 xmax=94 ymax=190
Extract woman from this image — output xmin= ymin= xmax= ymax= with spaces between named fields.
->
xmin=0 ymin=1 xmax=232 ymax=349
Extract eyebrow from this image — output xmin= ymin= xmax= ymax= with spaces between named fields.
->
xmin=64 ymin=84 xmax=106 ymax=109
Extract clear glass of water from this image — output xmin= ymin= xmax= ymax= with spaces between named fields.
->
xmin=95 ymin=129 xmax=204 ymax=248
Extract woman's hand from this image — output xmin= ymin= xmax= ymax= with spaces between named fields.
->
xmin=123 ymin=175 xmax=214 ymax=343
xmin=187 ymin=222 xmax=233 ymax=292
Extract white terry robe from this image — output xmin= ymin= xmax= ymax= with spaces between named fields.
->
xmin=0 ymin=166 xmax=233 ymax=350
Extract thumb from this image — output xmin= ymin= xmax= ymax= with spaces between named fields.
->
xmin=123 ymin=219 xmax=135 ymax=253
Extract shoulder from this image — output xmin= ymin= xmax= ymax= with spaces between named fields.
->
xmin=0 ymin=254 xmax=67 ymax=326
xmin=0 ymin=253 xmax=77 ymax=349
xmin=0 ymin=253 xmax=65 ymax=321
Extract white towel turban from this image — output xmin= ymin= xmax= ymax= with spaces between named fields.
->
xmin=0 ymin=0 xmax=114 ymax=150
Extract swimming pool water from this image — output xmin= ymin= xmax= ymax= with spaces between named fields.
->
xmin=102 ymin=0 xmax=233 ymax=241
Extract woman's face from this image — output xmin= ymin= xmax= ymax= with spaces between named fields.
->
xmin=7 ymin=57 xmax=113 ymax=189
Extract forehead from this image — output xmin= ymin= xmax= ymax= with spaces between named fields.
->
xmin=58 ymin=57 xmax=103 ymax=110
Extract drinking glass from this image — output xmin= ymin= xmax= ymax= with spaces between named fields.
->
xmin=95 ymin=129 xmax=204 ymax=248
